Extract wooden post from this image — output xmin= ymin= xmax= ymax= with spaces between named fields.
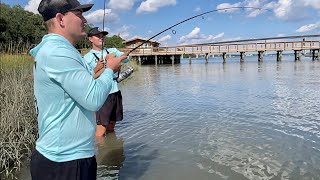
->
xmin=155 ymin=55 xmax=158 ymax=65
xmin=138 ymin=56 xmax=141 ymax=65
xmin=189 ymin=56 xmax=192 ymax=64
xmin=171 ymin=55 xmax=174 ymax=64
xmin=222 ymin=52 xmax=227 ymax=63
xmin=311 ymin=49 xmax=316 ymax=61
xmin=240 ymin=52 xmax=245 ymax=63
xmin=294 ymin=50 xmax=301 ymax=61
xmin=205 ymin=53 xmax=209 ymax=63
xmin=258 ymin=51 xmax=264 ymax=62
xmin=277 ymin=51 xmax=282 ymax=62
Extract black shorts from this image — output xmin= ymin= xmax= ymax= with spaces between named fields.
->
xmin=96 ymin=90 xmax=123 ymax=126
xmin=30 ymin=150 xmax=97 ymax=180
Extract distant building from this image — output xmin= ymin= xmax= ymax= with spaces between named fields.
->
xmin=123 ymin=37 xmax=160 ymax=49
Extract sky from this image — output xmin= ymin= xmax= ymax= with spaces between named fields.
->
xmin=2 ymin=0 xmax=320 ymax=46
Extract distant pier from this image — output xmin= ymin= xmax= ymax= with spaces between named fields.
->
xmin=121 ymin=35 xmax=320 ymax=65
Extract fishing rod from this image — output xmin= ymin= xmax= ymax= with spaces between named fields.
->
xmin=128 ymin=6 xmax=271 ymax=54
xmin=101 ymin=0 xmax=107 ymax=62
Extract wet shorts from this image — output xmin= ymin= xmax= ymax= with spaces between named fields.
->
xmin=96 ymin=90 xmax=123 ymax=126
xmin=30 ymin=150 xmax=97 ymax=180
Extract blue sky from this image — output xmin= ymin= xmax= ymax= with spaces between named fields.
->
xmin=3 ymin=0 xmax=320 ymax=46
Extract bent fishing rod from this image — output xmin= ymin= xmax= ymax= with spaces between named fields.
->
xmin=94 ymin=6 xmax=270 ymax=79
xmin=127 ymin=6 xmax=270 ymax=54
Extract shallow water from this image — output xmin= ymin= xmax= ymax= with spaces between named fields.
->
xmin=18 ymin=56 xmax=320 ymax=180
xmin=113 ymin=57 xmax=320 ymax=180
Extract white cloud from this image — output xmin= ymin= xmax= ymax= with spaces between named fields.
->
xmin=136 ymin=0 xmax=176 ymax=14
xmin=24 ymin=0 xmax=94 ymax=14
xmin=158 ymin=35 xmax=172 ymax=42
xmin=302 ymin=0 xmax=320 ymax=9
xmin=258 ymin=0 xmax=320 ymax=20
xmin=216 ymin=0 xmax=320 ymax=20
xmin=107 ymin=25 xmax=132 ymax=40
xmin=206 ymin=33 xmax=225 ymax=41
xmin=244 ymin=0 xmax=269 ymax=17
xmin=108 ymin=0 xmax=135 ymax=10
xmin=216 ymin=2 xmax=241 ymax=13
xmin=24 ymin=0 xmax=41 ymax=14
xmin=273 ymin=0 xmax=294 ymax=19
xmin=179 ymin=27 xmax=224 ymax=44
xmin=216 ymin=1 xmax=269 ymax=17
xmin=194 ymin=7 xmax=201 ymax=12
xmin=179 ymin=27 xmax=201 ymax=43
xmin=85 ymin=9 xmax=119 ymax=25
xmin=296 ymin=22 xmax=320 ymax=32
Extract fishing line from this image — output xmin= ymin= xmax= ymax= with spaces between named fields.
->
xmin=128 ymin=6 xmax=270 ymax=54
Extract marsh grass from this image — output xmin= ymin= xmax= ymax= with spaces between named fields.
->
xmin=0 ymin=54 xmax=37 ymax=179
xmin=0 ymin=41 xmax=33 ymax=55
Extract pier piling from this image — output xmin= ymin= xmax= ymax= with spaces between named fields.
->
xmin=277 ymin=51 xmax=282 ymax=62
xmin=258 ymin=51 xmax=264 ymax=62
xmin=240 ymin=52 xmax=245 ymax=63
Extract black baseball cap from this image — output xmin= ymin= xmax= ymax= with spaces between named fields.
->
xmin=87 ymin=27 xmax=109 ymax=37
xmin=38 ymin=0 xmax=94 ymax=21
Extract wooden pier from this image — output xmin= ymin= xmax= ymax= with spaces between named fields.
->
xmin=120 ymin=35 xmax=320 ymax=65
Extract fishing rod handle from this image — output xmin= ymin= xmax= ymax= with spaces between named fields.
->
xmin=93 ymin=68 xmax=105 ymax=79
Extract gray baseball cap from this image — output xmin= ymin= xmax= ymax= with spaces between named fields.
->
xmin=38 ymin=0 xmax=93 ymax=21
xmin=87 ymin=27 xmax=109 ymax=37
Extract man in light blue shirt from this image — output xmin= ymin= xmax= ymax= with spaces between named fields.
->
xmin=29 ymin=0 xmax=127 ymax=179
xmin=84 ymin=27 xmax=129 ymax=136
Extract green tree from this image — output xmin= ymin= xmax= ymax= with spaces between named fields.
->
xmin=0 ymin=3 xmax=45 ymax=53
xmin=104 ymin=35 xmax=125 ymax=48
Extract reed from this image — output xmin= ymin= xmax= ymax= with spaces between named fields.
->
xmin=0 ymin=54 xmax=37 ymax=179
xmin=0 ymin=40 xmax=33 ymax=55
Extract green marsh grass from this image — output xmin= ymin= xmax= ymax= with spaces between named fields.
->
xmin=0 ymin=54 xmax=37 ymax=179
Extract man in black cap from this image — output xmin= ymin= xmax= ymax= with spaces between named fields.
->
xmin=29 ymin=0 xmax=127 ymax=179
xmin=84 ymin=27 xmax=129 ymax=137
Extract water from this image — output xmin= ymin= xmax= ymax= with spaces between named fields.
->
xmin=109 ymin=56 xmax=320 ymax=180
xmin=18 ymin=56 xmax=320 ymax=180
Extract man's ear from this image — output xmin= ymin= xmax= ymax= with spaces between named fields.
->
xmin=55 ymin=13 xmax=65 ymax=26
xmin=88 ymin=37 xmax=93 ymax=43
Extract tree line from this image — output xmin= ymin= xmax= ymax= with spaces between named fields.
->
xmin=0 ymin=3 xmax=125 ymax=54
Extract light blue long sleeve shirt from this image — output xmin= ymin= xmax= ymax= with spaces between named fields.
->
xmin=83 ymin=48 xmax=129 ymax=94
xmin=30 ymin=34 xmax=115 ymax=162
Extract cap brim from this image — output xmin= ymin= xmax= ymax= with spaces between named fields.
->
xmin=71 ymin=4 xmax=94 ymax=12
xmin=89 ymin=31 xmax=109 ymax=37
xmin=101 ymin=31 xmax=109 ymax=36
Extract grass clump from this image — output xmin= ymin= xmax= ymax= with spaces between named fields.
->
xmin=0 ymin=54 xmax=37 ymax=179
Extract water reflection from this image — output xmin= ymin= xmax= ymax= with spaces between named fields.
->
xmin=96 ymin=132 xmax=125 ymax=180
